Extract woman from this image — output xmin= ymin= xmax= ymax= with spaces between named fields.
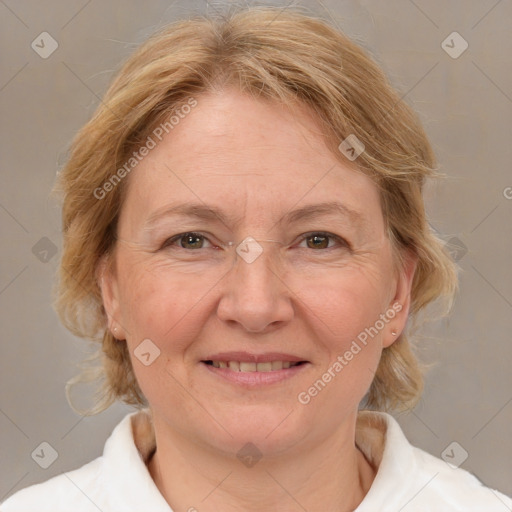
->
xmin=3 ymin=5 xmax=511 ymax=511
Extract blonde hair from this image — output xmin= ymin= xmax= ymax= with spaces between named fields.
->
xmin=54 ymin=5 xmax=457 ymax=414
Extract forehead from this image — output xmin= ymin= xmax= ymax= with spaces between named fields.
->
xmin=120 ymin=88 xmax=384 ymax=234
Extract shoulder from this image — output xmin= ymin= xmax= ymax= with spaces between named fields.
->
xmin=1 ymin=457 xmax=105 ymax=512
xmin=356 ymin=411 xmax=512 ymax=511
xmin=1 ymin=410 xmax=169 ymax=512
xmin=409 ymin=444 xmax=512 ymax=511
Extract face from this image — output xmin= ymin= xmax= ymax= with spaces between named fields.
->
xmin=100 ymin=88 xmax=416 ymax=457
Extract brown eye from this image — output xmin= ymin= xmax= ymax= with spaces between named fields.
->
xmin=300 ymin=232 xmax=349 ymax=250
xmin=306 ymin=234 xmax=330 ymax=249
xmin=163 ymin=232 xmax=211 ymax=250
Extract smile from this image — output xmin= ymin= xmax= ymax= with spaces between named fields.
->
xmin=201 ymin=359 xmax=310 ymax=386
xmin=203 ymin=360 xmax=306 ymax=372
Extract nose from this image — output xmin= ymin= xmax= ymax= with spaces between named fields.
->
xmin=216 ymin=239 xmax=294 ymax=333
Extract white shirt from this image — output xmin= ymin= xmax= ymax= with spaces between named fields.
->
xmin=2 ymin=409 xmax=511 ymax=511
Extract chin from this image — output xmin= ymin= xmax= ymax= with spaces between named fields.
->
xmin=201 ymin=405 xmax=312 ymax=457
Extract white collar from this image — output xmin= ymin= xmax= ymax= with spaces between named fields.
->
xmin=101 ymin=409 xmax=171 ymax=510
xmin=355 ymin=411 xmax=418 ymax=510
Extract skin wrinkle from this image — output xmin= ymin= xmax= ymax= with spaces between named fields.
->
xmin=100 ymin=88 xmax=416 ymax=512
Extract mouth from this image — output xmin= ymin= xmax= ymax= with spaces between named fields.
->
xmin=200 ymin=353 xmax=310 ymax=386
xmin=202 ymin=360 xmax=308 ymax=372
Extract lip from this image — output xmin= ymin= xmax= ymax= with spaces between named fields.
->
xmin=202 ymin=351 xmax=307 ymax=364
xmin=201 ymin=360 xmax=310 ymax=386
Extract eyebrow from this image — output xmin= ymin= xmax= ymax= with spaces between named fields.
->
xmin=144 ymin=201 xmax=367 ymax=230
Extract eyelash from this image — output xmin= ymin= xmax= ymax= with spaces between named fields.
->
xmin=161 ymin=231 xmax=350 ymax=252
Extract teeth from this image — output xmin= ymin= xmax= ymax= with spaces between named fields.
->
xmin=240 ymin=362 xmax=257 ymax=372
xmin=209 ymin=360 xmax=301 ymax=372
xmin=228 ymin=361 xmax=240 ymax=371
xmin=256 ymin=362 xmax=272 ymax=372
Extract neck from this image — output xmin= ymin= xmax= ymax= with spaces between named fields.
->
xmin=147 ymin=413 xmax=376 ymax=512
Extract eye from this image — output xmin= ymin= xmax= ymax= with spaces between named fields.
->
xmin=161 ymin=231 xmax=349 ymax=252
xmin=298 ymin=232 xmax=349 ymax=250
xmin=162 ymin=232 xmax=213 ymax=250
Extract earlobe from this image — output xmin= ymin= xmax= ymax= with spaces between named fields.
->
xmin=97 ymin=255 xmax=126 ymax=340
xmin=383 ymin=249 xmax=418 ymax=348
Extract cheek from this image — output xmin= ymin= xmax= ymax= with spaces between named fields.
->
xmin=115 ymin=261 xmax=211 ymax=398
xmin=295 ymin=261 xmax=392 ymax=338
xmin=294 ymin=263 xmax=391 ymax=388
xmin=116 ymin=256 xmax=218 ymax=351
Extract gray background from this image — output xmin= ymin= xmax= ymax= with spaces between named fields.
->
xmin=1 ymin=0 xmax=511 ymax=503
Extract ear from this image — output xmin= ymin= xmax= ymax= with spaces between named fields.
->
xmin=382 ymin=248 xmax=418 ymax=348
xmin=97 ymin=254 xmax=126 ymax=340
